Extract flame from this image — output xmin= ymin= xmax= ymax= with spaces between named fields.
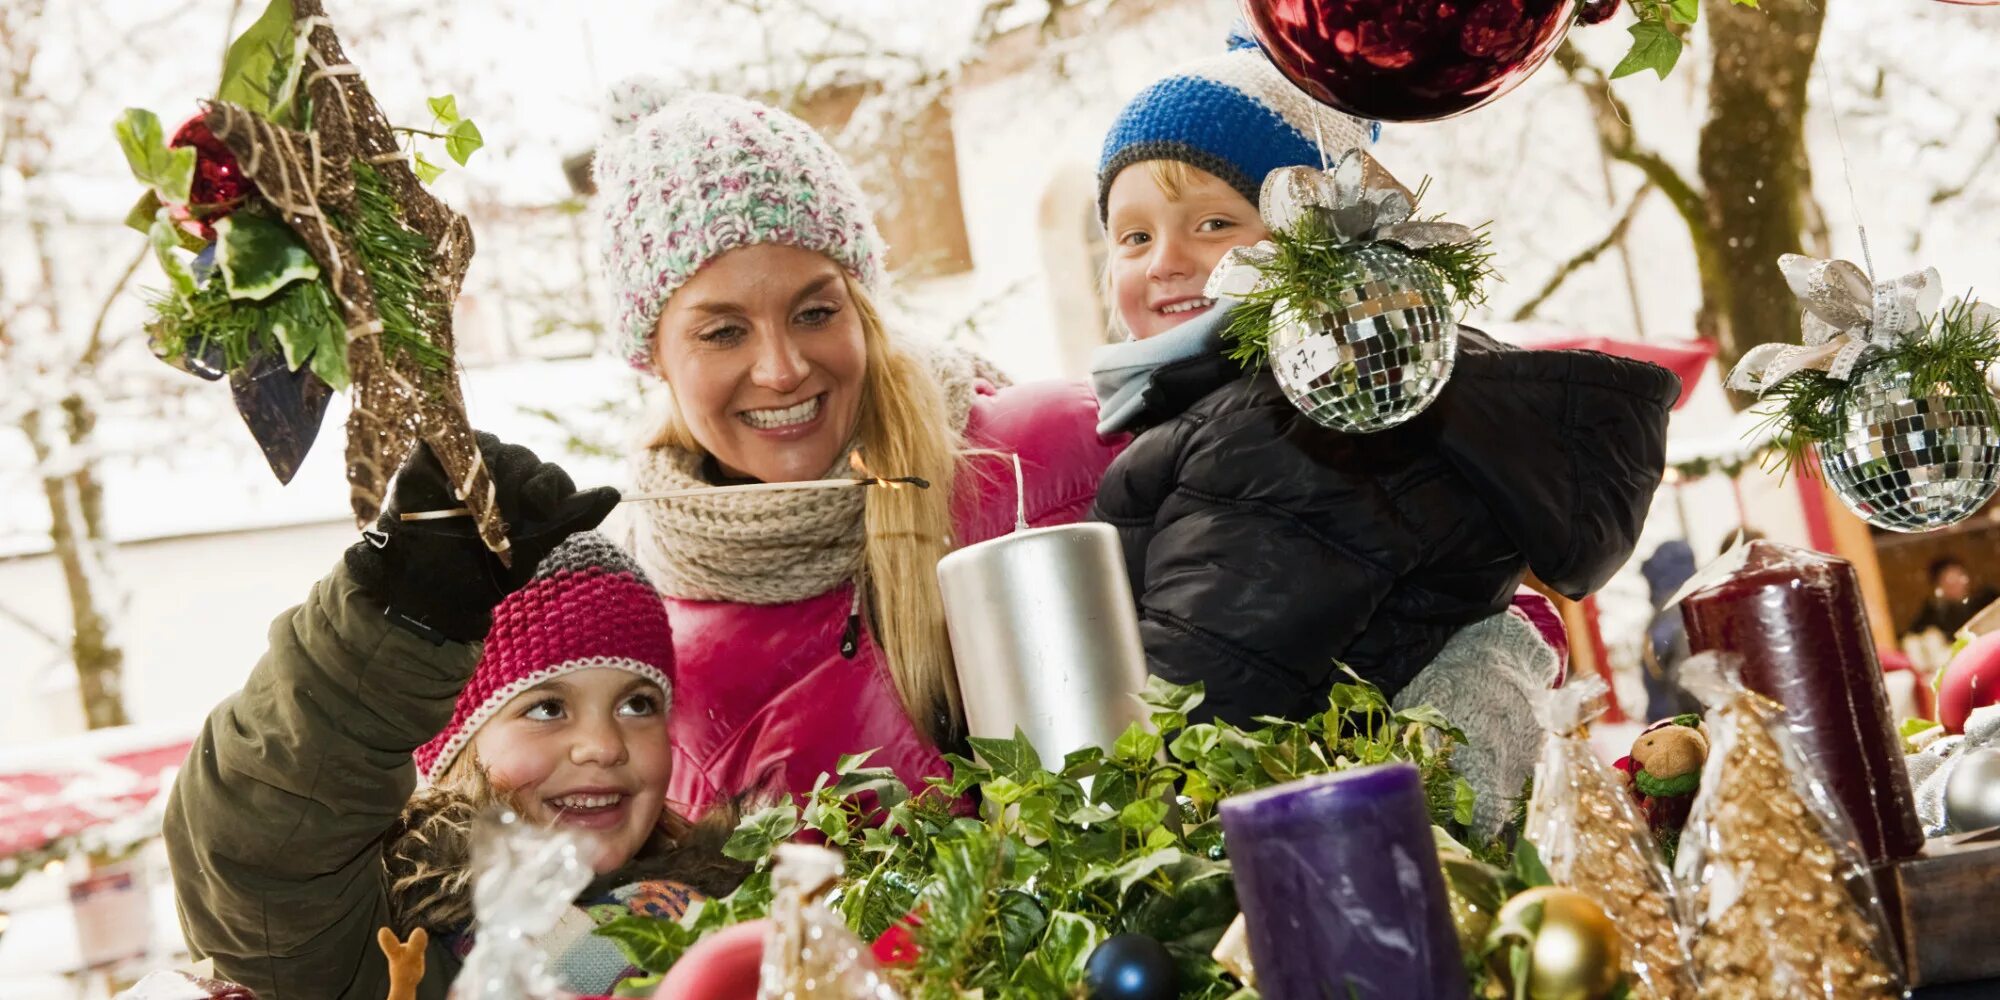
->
xmin=849 ymin=449 xmax=910 ymax=489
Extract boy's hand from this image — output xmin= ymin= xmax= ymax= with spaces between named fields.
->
xmin=345 ymin=433 xmax=620 ymax=643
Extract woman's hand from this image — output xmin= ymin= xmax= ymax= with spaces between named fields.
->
xmin=345 ymin=432 xmax=620 ymax=643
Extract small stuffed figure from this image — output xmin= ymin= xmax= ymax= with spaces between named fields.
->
xmin=1613 ymin=714 xmax=1709 ymax=863
xmin=377 ymin=927 xmax=428 ymax=1000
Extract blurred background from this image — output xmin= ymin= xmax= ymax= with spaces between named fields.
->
xmin=3 ymin=0 xmax=1997 ymax=994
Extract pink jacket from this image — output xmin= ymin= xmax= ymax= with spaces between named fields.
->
xmin=664 ymin=380 xmax=1125 ymax=816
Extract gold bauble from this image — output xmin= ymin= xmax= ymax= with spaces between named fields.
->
xmin=1491 ymin=887 xmax=1623 ymax=1000
xmin=1441 ymin=853 xmax=1506 ymax=957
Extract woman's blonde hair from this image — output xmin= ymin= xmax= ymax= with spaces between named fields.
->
xmin=647 ymin=275 xmax=966 ymax=742
xmin=1099 ymin=159 xmax=1205 ymax=340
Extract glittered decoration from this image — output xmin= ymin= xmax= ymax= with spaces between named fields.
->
xmin=1818 ymin=365 xmax=2000 ymax=532
xmin=1266 ymin=244 xmax=1458 ymax=433
xmin=455 ymin=810 xmax=594 ymax=1000
xmin=1675 ymin=655 xmax=1904 ymax=999
xmin=1207 ymin=149 xmax=1486 ymax=433
xmin=1524 ymin=679 xmax=1696 ymax=1000
xmin=760 ymin=844 xmax=903 ymax=1000
xmin=170 ymin=114 xmax=255 ymax=240
xmin=1240 ymin=0 xmax=1578 ymax=122
xmin=200 ymin=0 xmax=506 ymax=562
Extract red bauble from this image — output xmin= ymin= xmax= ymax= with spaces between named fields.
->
xmin=649 ymin=918 xmax=767 ymax=1000
xmin=171 ymin=112 xmax=255 ymax=240
xmin=1241 ymin=0 xmax=1580 ymax=122
xmin=871 ymin=916 xmax=923 ymax=967
xmin=1940 ymin=631 xmax=2000 ymax=734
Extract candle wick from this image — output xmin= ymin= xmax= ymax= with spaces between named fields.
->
xmin=1012 ymin=453 xmax=1028 ymax=533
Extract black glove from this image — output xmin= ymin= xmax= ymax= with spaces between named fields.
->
xmin=345 ymin=432 xmax=621 ymax=644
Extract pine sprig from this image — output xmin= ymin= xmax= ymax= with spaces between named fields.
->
xmin=332 ymin=160 xmax=450 ymax=370
xmin=145 ymin=264 xmax=349 ymax=386
xmin=1755 ymin=295 xmax=2000 ymax=475
xmin=599 ymin=671 xmax=1491 ymax=997
xmin=1221 ymin=211 xmax=1497 ymax=372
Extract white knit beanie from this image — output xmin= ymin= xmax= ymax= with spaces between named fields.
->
xmin=593 ymin=77 xmax=888 ymax=373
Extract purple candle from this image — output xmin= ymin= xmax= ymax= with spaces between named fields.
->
xmin=1220 ymin=763 xmax=1469 ymax=1000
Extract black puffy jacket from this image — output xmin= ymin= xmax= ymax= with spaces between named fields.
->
xmin=1090 ymin=329 xmax=1679 ymax=724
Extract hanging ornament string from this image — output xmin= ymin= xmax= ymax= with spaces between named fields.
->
xmin=1805 ymin=0 xmax=1875 ymax=282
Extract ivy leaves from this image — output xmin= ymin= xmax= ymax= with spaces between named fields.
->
xmin=1610 ymin=0 xmax=1762 ymax=81
xmin=115 ymin=109 xmax=196 ymax=206
xmin=410 ymin=94 xmax=485 ymax=183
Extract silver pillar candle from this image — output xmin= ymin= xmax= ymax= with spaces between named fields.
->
xmin=937 ymin=522 xmax=1151 ymax=762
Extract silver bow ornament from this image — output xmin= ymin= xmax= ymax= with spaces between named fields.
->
xmin=1204 ymin=149 xmax=1478 ymax=300
xmin=1726 ymin=254 xmax=1946 ymax=395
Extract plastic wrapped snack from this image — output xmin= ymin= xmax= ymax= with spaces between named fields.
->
xmin=450 ymin=810 xmax=593 ymax=1000
xmin=1675 ymin=653 xmax=1905 ymax=999
xmin=1523 ymin=677 xmax=1697 ymax=1000
xmin=759 ymin=843 xmax=902 ymax=1000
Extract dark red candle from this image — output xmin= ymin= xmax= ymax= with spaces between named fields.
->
xmin=1680 ymin=541 xmax=1924 ymax=863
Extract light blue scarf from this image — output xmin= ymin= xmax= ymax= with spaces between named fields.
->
xmin=1087 ymin=299 xmax=1239 ymax=436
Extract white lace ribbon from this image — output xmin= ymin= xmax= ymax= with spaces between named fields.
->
xmin=1726 ymin=254 xmax=1943 ymax=395
xmin=1202 ymin=148 xmax=1476 ymax=301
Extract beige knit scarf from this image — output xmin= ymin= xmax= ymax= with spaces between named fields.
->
xmin=629 ymin=342 xmax=1008 ymax=605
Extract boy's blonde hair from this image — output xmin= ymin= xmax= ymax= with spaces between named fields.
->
xmin=647 ymin=275 xmax=967 ymax=742
xmin=1099 ymin=159 xmax=1211 ymax=340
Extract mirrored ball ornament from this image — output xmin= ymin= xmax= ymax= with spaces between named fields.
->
xmin=1817 ymin=366 xmax=2000 ymax=532
xmin=1267 ymin=245 xmax=1458 ymax=433
xmin=1944 ymin=747 xmax=2000 ymax=833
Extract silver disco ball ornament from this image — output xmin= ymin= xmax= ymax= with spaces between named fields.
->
xmin=1267 ymin=245 xmax=1458 ymax=433
xmin=1817 ymin=365 xmax=2000 ymax=532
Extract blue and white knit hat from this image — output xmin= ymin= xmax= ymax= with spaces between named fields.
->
xmin=594 ymin=78 xmax=887 ymax=373
xmin=1097 ymin=30 xmax=1379 ymax=219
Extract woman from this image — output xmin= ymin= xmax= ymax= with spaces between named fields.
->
xmin=593 ymin=81 xmax=1122 ymax=815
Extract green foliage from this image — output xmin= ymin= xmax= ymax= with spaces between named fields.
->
xmin=1610 ymin=0 xmax=1760 ymax=81
xmin=1756 ymin=295 xmax=2000 ymax=475
xmin=217 ymin=0 xmax=302 ymax=123
xmin=1220 ymin=210 xmax=1496 ymax=371
xmin=148 ymin=209 xmax=197 ymax=299
xmin=1612 ymin=23 xmax=1682 ymax=81
xmin=214 ymin=213 xmax=320 ymax=301
xmin=446 ymin=120 xmax=485 ymax=166
xmin=412 ymin=152 xmax=445 ymax=185
xmin=600 ymin=673 xmax=1494 ymax=998
xmin=405 ymin=94 xmax=485 ymax=181
xmin=331 ymin=161 xmax=450 ymax=370
xmin=145 ymin=263 xmax=350 ymax=389
xmin=115 ymin=109 xmax=196 ymax=205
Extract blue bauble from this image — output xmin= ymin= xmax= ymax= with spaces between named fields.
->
xmin=1085 ymin=933 xmax=1178 ymax=1000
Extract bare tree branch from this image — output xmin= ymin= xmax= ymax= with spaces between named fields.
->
xmin=80 ymin=243 xmax=149 ymax=369
xmin=1931 ymin=114 xmax=2000 ymax=205
xmin=1512 ymin=183 xmax=1654 ymax=322
xmin=1555 ymin=43 xmax=1710 ymax=250
xmin=0 ymin=600 xmax=63 ymax=650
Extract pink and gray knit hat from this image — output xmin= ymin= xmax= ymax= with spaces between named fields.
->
xmin=593 ymin=78 xmax=887 ymax=373
xmin=414 ymin=532 xmax=675 ymax=784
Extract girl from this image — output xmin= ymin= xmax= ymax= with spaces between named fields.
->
xmin=591 ymin=82 xmax=1124 ymax=815
xmin=1087 ymin=36 xmax=1677 ymax=772
xmin=166 ymin=438 xmax=745 ymax=1000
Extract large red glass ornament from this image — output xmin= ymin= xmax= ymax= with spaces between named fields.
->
xmin=1242 ymin=0 xmax=1580 ymax=122
xmin=171 ymin=112 xmax=256 ymax=240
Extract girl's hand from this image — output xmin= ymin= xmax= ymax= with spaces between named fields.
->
xmin=345 ymin=433 xmax=620 ymax=643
